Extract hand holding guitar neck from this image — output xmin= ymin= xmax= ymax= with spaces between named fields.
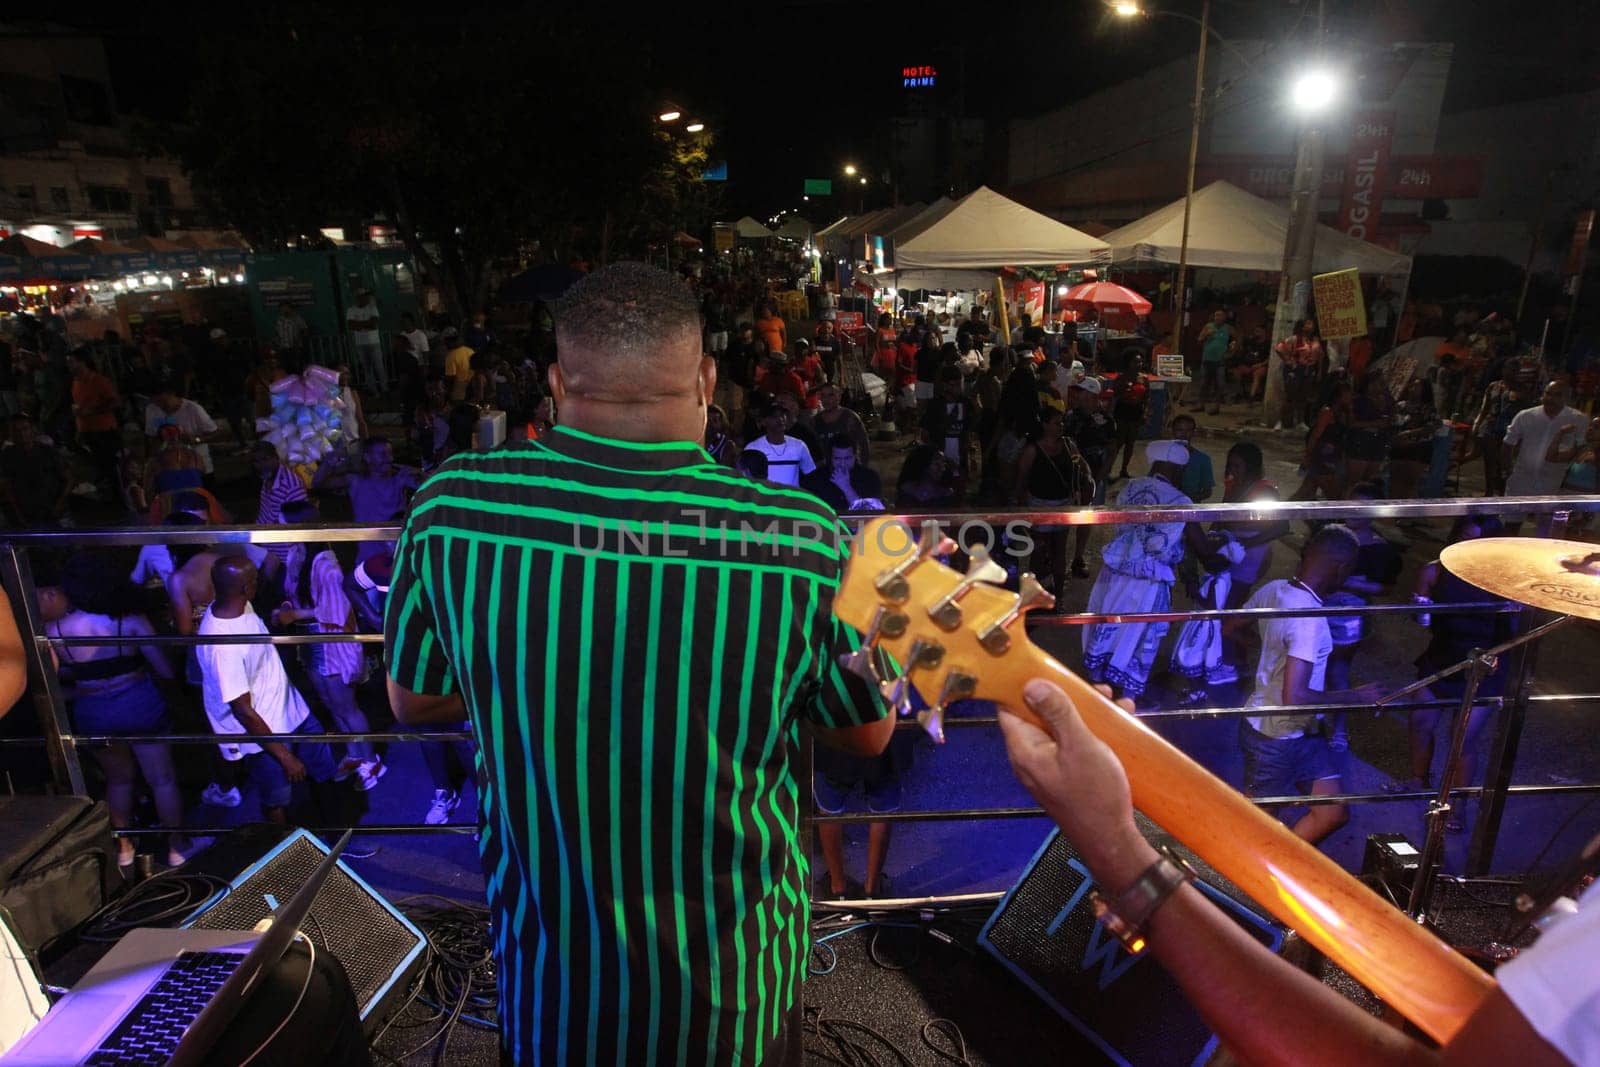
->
xmin=833 ymin=517 xmax=1494 ymax=1045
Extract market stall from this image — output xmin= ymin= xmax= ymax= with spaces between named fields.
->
xmin=1102 ymin=180 xmax=1411 ymax=275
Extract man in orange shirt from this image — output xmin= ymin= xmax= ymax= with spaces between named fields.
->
xmin=755 ymin=305 xmax=787 ymax=357
xmin=66 ymin=348 xmax=123 ymax=494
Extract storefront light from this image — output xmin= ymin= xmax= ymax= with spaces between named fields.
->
xmin=143 ymin=274 xmax=157 ymax=286
xmin=161 ymin=275 xmax=173 ymax=286
xmin=218 ymin=275 xmax=230 ymax=284
xmin=234 ymin=272 xmax=245 ymax=283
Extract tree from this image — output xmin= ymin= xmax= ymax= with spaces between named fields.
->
xmin=163 ymin=13 xmax=686 ymax=319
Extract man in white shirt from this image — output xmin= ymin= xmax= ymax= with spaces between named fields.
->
xmin=144 ymin=387 xmax=221 ymax=473
xmin=401 ymin=312 xmax=432 ymax=371
xmin=744 ymin=401 xmax=816 ymax=487
xmin=196 ymin=555 xmax=336 ymax=822
xmin=345 ymin=289 xmax=386 ymax=393
xmin=1237 ymin=525 xmax=1383 ymax=845
xmin=1502 ymin=380 xmax=1587 ymax=516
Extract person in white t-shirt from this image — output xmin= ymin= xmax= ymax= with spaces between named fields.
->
xmin=1237 ymin=525 xmax=1384 ymax=845
xmin=744 ymin=401 xmax=816 ymax=487
xmin=196 ymin=555 xmax=337 ymax=823
xmin=1503 ymin=381 xmax=1588 ymax=497
xmin=144 ymin=387 xmax=221 ymax=474
xmin=345 ymin=289 xmax=386 ymax=393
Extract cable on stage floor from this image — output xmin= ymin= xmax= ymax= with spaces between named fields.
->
xmin=370 ymin=894 xmax=496 ymax=1066
xmin=806 ymin=907 xmax=982 ymax=1066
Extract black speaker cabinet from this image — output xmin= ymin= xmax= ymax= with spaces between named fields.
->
xmin=979 ymin=814 xmax=1309 ymax=1066
xmin=180 ymin=825 xmax=427 ymax=1035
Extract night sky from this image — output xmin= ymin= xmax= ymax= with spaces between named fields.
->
xmin=71 ymin=1 xmax=1599 ymax=221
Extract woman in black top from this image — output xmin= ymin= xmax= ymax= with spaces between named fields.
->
xmin=896 ymin=444 xmax=958 ymax=510
xmin=1292 ymin=382 xmax=1353 ymax=502
xmin=804 ymin=434 xmax=884 ymax=513
xmin=1014 ymin=402 xmax=1092 ymax=594
xmin=45 ymin=553 xmax=188 ymax=868
xmin=1387 ymin=514 xmax=1511 ymax=831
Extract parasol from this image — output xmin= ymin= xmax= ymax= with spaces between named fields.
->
xmin=1059 ymin=281 xmax=1152 ymax=317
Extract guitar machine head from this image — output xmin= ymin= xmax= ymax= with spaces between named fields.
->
xmin=836 ymin=517 xmax=1056 ymax=743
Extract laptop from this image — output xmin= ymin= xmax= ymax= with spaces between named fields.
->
xmin=3 ymin=830 xmax=352 ymax=1067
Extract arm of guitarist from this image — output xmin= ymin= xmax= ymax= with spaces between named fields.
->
xmin=1000 ymin=679 xmax=1569 ymax=1067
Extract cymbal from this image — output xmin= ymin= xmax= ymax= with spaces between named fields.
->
xmin=1440 ymin=538 xmax=1600 ymax=620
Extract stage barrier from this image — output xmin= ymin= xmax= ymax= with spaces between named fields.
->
xmin=1 ymin=495 xmax=1596 ymax=888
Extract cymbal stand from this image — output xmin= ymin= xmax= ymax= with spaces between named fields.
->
xmin=1377 ymin=616 xmax=1571 ymax=922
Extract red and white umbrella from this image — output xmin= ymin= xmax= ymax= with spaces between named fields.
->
xmin=1059 ymin=281 xmax=1152 ymax=317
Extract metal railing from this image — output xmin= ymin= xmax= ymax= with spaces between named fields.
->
xmin=1 ymin=494 xmax=1596 ymax=885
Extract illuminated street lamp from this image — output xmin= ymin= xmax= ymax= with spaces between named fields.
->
xmin=1289 ymin=69 xmax=1338 ymax=114
xmin=1111 ymin=0 xmax=1141 ymax=15
xmin=657 ymin=110 xmax=681 ymax=123
xmin=843 ymin=163 xmax=858 ymax=177
xmin=685 ymin=122 xmax=705 ymax=133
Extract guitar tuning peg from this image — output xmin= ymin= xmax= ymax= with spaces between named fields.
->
xmin=964 ymin=545 xmax=1008 ymax=585
xmin=874 ymin=521 xmax=950 ymax=604
xmin=917 ymin=671 xmax=977 ymax=745
xmin=977 ymin=573 xmax=1055 ymax=655
xmin=879 ymin=675 xmax=915 ymax=718
xmin=838 ymin=645 xmax=882 ymax=687
xmin=929 ymin=546 xmax=1009 ymax=631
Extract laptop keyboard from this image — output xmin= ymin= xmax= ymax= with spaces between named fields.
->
xmin=85 ymin=950 xmax=243 ymax=1066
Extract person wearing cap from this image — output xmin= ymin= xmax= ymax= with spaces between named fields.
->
xmin=1065 ymin=375 xmax=1114 ymax=575
xmin=346 ymin=288 xmax=386 ymax=394
xmin=1082 ymin=439 xmax=1218 ymax=708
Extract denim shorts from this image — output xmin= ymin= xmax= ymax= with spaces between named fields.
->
xmin=812 ymin=737 xmax=910 ymax=815
xmin=244 ymin=715 xmax=338 ymax=809
xmin=72 ymin=675 xmax=170 ymax=738
xmin=1238 ymin=721 xmax=1341 ymax=796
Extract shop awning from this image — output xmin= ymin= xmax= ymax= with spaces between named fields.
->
xmin=1102 ymin=180 xmax=1411 ymax=275
xmin=67 ymin=237 xmax=157 ymax=274
xmin=127 ymin=235 xmax=203 ymax=269
xmin=773 ymin=217 xmax=813 ymax=240
xmin=0 ymin=234 xmax=95 ymax=279
xmin=175 ymin=233 xmax=247 ymax=266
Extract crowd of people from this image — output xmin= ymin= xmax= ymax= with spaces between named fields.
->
xmin=1 ymin=258 xmax=1596 ymax=885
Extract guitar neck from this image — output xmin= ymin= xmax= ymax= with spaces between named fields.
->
xmin=1019 ymin=651 xmax=1494 ymax=1045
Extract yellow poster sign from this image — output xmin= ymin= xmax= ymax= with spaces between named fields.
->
xmin=1311 ymin=268 xmax=1368 ymax=340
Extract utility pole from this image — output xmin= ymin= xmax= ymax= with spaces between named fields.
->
xmin=1170 ymin=0 xmax=1210 ymax=358
xmin=1264 ymin=0 xmax=1327 ymax=427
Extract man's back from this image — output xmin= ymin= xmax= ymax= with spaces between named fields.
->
xmin=386 ymin=426 xmax=881 ymax=1064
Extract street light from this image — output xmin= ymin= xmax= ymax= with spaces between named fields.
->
xmin=685 ymin=122 xmax=705 ymax=133
xmin=1289 ymin=69 xmax=1338 ymax=113
xmin=1111 ymin=0 xmax=1141 ymax=15
xmin=657 ymin=110 xmax=681 ymax=123
xmin=843 ymin=163 xmax=858 ymax=177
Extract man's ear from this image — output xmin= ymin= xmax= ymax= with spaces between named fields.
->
xmin=699 ymin=355 xmax=717 ymax=408
xmin=547 ymin=363 xmax=566 ymax=406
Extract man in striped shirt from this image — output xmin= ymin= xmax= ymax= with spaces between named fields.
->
xmin=385 ymin=262 xmax=890 ymax=1065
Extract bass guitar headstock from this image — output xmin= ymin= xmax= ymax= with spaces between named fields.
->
xmin=836 ymin=517 xmax=1057 ymax=741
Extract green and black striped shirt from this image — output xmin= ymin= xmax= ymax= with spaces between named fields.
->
xmin=385 ymin=426 xmax=884 ymax=1065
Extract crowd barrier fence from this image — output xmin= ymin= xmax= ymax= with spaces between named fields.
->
xmin=1 ymin=494 xmax=1596 ymax=892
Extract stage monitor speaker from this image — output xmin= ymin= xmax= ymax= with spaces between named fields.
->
xmin=978 ymin=814 xmax=1300 ymax=1067
xmin=180 ymin=825 xmax=427 ymax=1036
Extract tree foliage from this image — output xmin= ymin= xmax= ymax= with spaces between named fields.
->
xmin=164 ymin=13 xmax=713 ymax=317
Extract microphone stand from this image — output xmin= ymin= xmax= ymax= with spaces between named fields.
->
xmin=1375 ymin=615 xmax=1571 ymax=922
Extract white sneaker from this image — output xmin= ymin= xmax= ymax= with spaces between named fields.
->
xmin=425 ymin=788 xmax=461 ymax=825
xmin=355 ymin=758 xmax=388 ymax=793
xmin=1206 ymin=664 xmax=1240 ymax=686
xmin=1272 ymin=421 xmax=1284 ymax=431
xmin=201 ymin=783 xmax=242 ymax=808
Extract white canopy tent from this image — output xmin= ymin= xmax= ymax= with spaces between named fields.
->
xmin=889 ymin=185 xmax=1111 ymax=290
xmin=773 ymin=216 xmax=813 ymax=240
xmin=1102 ymin=180 xmax=1411 ymax=275
xmin=732 ymin=216 xmax=776 ymax=239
